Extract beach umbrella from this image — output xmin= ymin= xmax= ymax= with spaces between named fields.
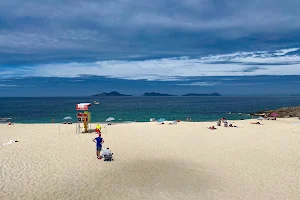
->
xmin=105 ymin=117 xmax=115 ymax=122
xmin=157 ymin=118 xmax=166 ymax=122
xmin=270 ymin=112 xmax=278 ymax=117
xmin=63 ymin=116 xmax=73 ymax=120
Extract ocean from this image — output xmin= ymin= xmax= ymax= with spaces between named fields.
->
xmin=0 ymin=96 xmax=299 ymax=123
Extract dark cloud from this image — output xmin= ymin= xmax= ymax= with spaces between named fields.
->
xmin=242 ymin=66 xmax=264 ymax=73
xmin=1 ymin=0 xmax=300 ymax=64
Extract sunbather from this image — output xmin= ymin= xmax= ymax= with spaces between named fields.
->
xmin=229 ymin=123 xmax=238 ymax=127
xmin=251 ymin=122 xmax=262 ymax=125
xmin=208 ymin=126 xmax=217 ymax=130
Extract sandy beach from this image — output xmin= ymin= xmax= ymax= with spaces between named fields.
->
xmin=1 ymin=119 xmax=300 ymax=200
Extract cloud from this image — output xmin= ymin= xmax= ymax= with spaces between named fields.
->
xmin=274 ymin=48 xmax=299 ymax=56
xmin=176 ymin=81 xmax=264 ymax=87
xmin=1 ymin=0 xmax=300 ymax=64
xmin=242 ymin=66 xmax=265 ymax=73
xmin=1 ymin=47 xmax=300 ymax=81
xmin=177 ymin=82 xmax=220 ymax=86
xmin=200 ymin=48 xmax=300 ymax=64
xmin=0 ymin=84 xmax=18 ymax=87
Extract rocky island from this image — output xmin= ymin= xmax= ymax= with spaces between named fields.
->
xmin=252 ymin=106 xmax=300 ymax=118
xmin=142 ymin=92 xmax=175 ymax=96
xmin=91 ymin=91 xmax=131 ymax=96
xmin=183 ymin=92 xmax=221 ymax=96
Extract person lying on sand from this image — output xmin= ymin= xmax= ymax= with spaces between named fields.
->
xmin=208 ymin=126 xmax=217 ymax=130
xmin=229 ymin=123 xmax=238 ymax=127
xmin=251 ymin=122 xmax=263 ymax=125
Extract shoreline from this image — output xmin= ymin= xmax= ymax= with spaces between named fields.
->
xmin=1 ymin=120 xmax=248 ymax=125
xmin=3 ymin=117 xmax=300 ymax=125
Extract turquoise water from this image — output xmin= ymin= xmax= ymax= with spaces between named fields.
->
xmin=0 ymin=96 xmax=299 ymax=123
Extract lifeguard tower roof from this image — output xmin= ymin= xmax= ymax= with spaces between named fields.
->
xmin=76 ymin=103 xmax=91 ymax=111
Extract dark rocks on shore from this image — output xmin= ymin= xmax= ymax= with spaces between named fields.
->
xmin=251 ymin=106 xmax=300 ymax=118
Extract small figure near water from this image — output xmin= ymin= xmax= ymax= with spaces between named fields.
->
xmin=52 ymin=118 xmax=55 ymax=123
xmin=224 ymin=120 xmax=228 ymax=127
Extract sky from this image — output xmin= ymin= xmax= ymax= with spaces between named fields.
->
xmin=0 ymin=0 xmax=300 ymax=96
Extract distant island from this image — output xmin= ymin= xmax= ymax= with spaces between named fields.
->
xmin=142 ymin=92 xmax=175 ymax=96
xmin=183 ymin=92 xmax=221 ymax=96
xmin=92 ymin=91 xmax=131 ymax=96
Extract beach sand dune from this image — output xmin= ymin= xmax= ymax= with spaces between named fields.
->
xmin=1 ymin=119 xmax=300 ymax=200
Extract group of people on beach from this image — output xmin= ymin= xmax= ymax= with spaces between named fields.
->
xmin=218 ymin=118 xmax=237 ymax=127
xmin=208 ymin=118 xmax=238 ymax=130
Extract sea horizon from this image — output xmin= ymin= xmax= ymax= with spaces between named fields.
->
xmin=1 ymin=96 xmax=299 ymax=124
xmin=0 ymin=94 xmax=299 ymax=98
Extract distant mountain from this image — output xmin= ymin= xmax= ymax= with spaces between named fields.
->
xmin=183 ymin=92 xmax=221 ymax=96
xmin=92 ymin=91 xmax=131 ymax=96
xmin=142 ymin=92 xmax=175 ymax=96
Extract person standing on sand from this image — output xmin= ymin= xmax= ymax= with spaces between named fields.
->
xmin=93 ymin=134 xmax=104 ymax=159
xmin=95 ymin=124 xmax=101 ymax=133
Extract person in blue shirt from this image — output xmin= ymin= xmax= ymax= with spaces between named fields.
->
xmin=92 ymin=134 xmax=104 ymax=159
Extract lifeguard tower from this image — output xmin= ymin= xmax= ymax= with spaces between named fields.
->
xmin=76 ymin=103 xmax=92 ymax=134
